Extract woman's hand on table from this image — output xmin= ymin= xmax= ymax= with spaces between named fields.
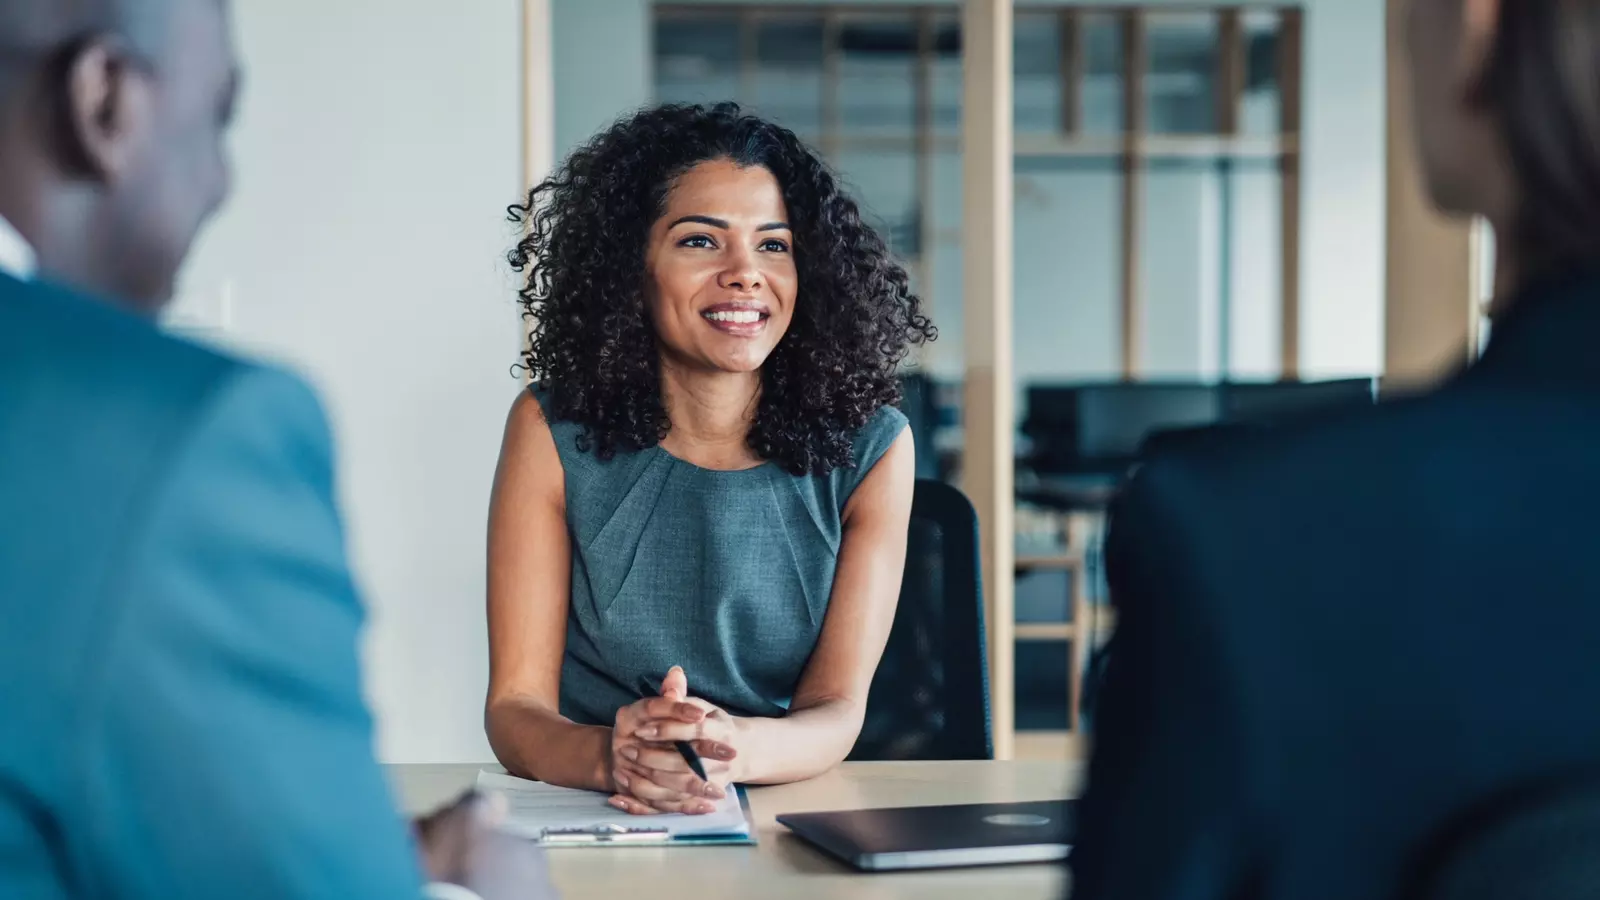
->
xmin=609 ymin=666 xmax=743 ymax=815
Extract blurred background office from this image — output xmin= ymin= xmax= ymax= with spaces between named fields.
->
xmin=165 ymin=0 xmax=1486 ymax=765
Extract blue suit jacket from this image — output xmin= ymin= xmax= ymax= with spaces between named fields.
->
xmin=0 ymin=274 xmax=424 ymax=898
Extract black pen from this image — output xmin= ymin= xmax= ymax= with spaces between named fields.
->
xmin=637 ymin=677 xmax=709 ymax=782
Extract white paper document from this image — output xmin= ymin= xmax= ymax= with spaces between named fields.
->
xmin=475 ymin=770 xmax=750 ymax=839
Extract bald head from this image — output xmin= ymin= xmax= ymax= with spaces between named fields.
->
xmin=0 ymin=0 xmax=179 ymax=88
xmin=0 ymin=0 xmax=235 ymax=312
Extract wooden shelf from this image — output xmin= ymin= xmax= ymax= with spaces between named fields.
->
xmin=1016 ymin=622 xmax=1075 ymax=641
xmin=1017 ymin=132 xmax=1297 ymax=159
xmin=1015 ymin=552 xmax=1085 ymax=571
xmin=767 ymin=132 xmax=1297 ymax=157
xmin=1014 ymin=609 xmax=1118 ymax=643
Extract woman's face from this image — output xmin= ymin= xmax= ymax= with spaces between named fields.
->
xmin=644 ymin=158 xmax=798 ymax=374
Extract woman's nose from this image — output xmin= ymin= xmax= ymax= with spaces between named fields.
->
xmin=718 ymin=248 xmax=763 ymax=292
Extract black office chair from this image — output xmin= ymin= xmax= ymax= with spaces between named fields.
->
xmin=848 ymin=479 xmax=993 ymax=761
xmin=898 ymin=374 xmax=943 ymax=481
xmin=1405 ymin=770 xmax=1600 ymax=900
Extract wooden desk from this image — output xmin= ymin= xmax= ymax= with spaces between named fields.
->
xmin=389 ymin=761 xmax=1079 ymax=899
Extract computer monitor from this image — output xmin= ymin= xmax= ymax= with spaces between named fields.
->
xmin=1023 ymin=383 xmax=1219 ymax=476
xmin=1222 ymin=378 xmax=1376 ymax=425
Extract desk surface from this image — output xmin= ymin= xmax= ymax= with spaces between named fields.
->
xmin=389 ymin=761 xmax=1079 ymax=900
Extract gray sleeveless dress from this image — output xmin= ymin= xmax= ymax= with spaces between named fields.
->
xmin=533 ymin=388 xmax=908 ymax=726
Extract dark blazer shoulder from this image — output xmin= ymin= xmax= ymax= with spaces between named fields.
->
xmin=1106 ymin=393 xmax=1459 ymax=617
xmin=1133 ymin=389 xmax=1465 ymax=503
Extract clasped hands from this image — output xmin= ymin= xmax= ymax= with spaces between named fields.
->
xmin=609 ymin=666 xmax=743 ymax=815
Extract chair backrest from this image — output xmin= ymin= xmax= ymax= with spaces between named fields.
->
xmin=1405 ymin=770 xmax=1600 ymax=900
xmin=848 ymin=479 xmax=993 ymax=761
xmin=897 ymin=374 xmax=944 ymax=480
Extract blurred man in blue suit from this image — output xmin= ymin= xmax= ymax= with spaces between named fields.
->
xmin=0 ymin=2 xmax=543 ymax=897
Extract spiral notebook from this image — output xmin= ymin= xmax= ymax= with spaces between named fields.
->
xmin=475 ymin=769 xmax=756 ymax=847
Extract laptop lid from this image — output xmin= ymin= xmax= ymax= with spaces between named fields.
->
xmin=777 ymin=800 xmax=1075 ymax=871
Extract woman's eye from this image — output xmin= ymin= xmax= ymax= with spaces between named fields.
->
xmin=759 ymin=239 xmax=790 ymax=253
xmin=679 ymin=234 xmax=716 ymax=249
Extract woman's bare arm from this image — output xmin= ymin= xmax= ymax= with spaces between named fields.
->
xmin=484 ymin=391 xmax=611 ymax=791
xmin=725 ymin=427 xmax=916 ymax=784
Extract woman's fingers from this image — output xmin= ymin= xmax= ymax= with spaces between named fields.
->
xmin=637 ymin=697 xmax=705 ymax=724
xmin=614 ymin=769 xmax=720 ymax=813
xmin=626 ymin=761 xmax=723 ymax=801
xmin=607 ymin=794 xmax=661 ymax=816
xmin=614 ymin=764 xmax=686 ymax=801
xmin=610 ymin=792 xmax=713 ymax=817
xmin=691 ymin=738 xmax=737 ymax=761
xmin=626 ymin=736 xmax=736 ymax=767
xmin=633 ymin=716 xmax=702 ymax=741
xmin=611 ymin=794 xmax=715 ymax=816
xmin=615 ymin=697 xmax=703 ymax=734
xmin=661 ymin=665 xmax=688 ymax=701
xmin=625 ymin=743 xmax=702 ymax=774
xmin=619 ymin=744 xmax=730 ymax=793
xmin=616 ymin=758 xmax=723 ymax=801
xmin=636 ymin=717 xmax=719 ymax=742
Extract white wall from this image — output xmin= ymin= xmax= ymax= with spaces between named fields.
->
xmin=176 ymin=0 xmax=523 ymax=763
xmin=1296 ymin=0 xmax=1386 ymax=376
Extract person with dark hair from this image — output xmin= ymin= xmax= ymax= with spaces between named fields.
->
xmin=0 ymin=1 xmax=546 ymax=897
xmin=1071 ymin=1 xmax=1600 ymax=898
xmin=485 ymin=103 xmax=935 ymax=813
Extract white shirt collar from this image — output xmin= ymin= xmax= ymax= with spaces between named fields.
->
xmin=0 ymin=213 xmax=36 ymax=281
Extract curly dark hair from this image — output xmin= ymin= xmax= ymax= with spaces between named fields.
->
xmin=508 ymin=102 xmax=936 ymax=476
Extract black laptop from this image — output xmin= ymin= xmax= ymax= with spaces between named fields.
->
xmin=777 ymin=800 xmax=1075 ymax=871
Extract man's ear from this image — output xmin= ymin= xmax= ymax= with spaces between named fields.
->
xmin=1459 ymin=0 xmax=1503 ymax=103
xmin=61 ymin=37 xmax=153 ymax=184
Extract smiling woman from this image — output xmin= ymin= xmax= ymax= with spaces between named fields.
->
xmin=485 ymin=103 xmax=936 ymax=816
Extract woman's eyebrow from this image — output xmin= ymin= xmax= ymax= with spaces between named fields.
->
xmin=667 ymin=215 xmax=791 ymax=232
xmin=667 ymin=214 xmax=728 ymax=230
